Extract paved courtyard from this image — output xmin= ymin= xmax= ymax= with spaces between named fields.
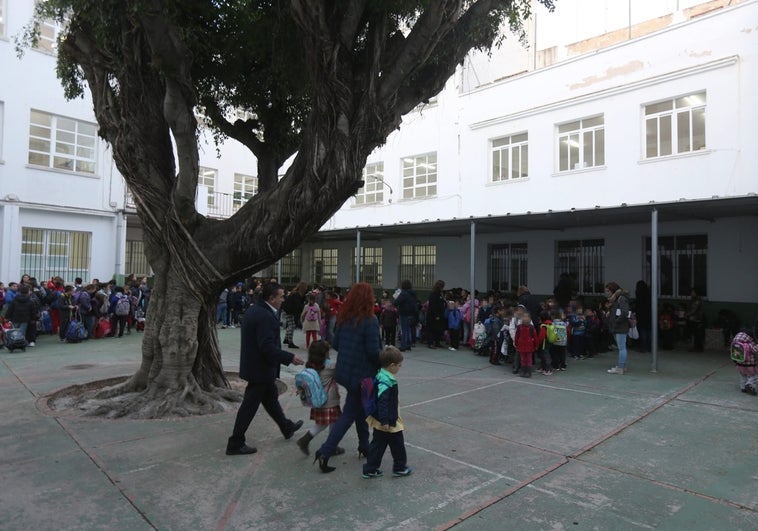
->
xmin=1 ymin=328 xmax=756 ymax=530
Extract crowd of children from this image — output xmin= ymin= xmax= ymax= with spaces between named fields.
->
xmin=1 ymin=274 xmax=150 ymax=349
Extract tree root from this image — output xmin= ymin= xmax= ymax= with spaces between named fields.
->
xmin=56 ymin=380 xmax=244 ymax=419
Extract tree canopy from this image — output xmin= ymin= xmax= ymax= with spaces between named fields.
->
xmin=20 ymin=0 xmax=554 ymax=418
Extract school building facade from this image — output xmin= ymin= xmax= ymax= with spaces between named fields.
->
xmin=0 ymin=0 xmax=756 ymax=324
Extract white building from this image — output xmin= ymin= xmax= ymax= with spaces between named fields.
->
xmin=1 ymin=0 xmax=757 ymax=322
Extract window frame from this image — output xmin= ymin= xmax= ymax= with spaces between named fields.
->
xmin=398 ymin=244 xmax=436 ymax=289
xmin=644 ymin=234 xmax=707 ymax=298
xmin=351 ymin=247 xmax=383 ymax=286
xmin=555 ymin=239 xmax=605 ymax=295
xmin=491 ymin=132 xmax=528 ymax=182
xmin=355 ymin=162 xmax=385 ymax=205
xmin=401 ymin=152 xmax=437 ymax=200
xmin=489 ymin=243 xmax=528 ymax=292
xmin=312 ymin=248 xmax=338 ymax=286
xmin=233 ymin=173 xmax=258 ymax=211
xmin=27 ymin=110 xmax=98 ymax=175
xmin=0 ymin=0 xmax=6 ymax=39
xmin=20 ymin=227 xmax=91 ymax=282
xmin=125 ymin=240 xmax=151 ymax=278
xmin=644 ymin=92 xmax=706 ymax=159
xmin=557 ymin=115 xmax=605 ymax=172
xmin=198 ymin=166 xmax=218 ymax=208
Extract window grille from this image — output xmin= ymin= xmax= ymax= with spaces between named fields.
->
xmin=398 ymin=245 xmax=436 ymax=289
xmin=489 ymin=243 xmax=528 ymax=292
xmin=20 ymin=227 xmax=91 ymax=283
xmin=555 ymin=239 xmax=605 ymax=295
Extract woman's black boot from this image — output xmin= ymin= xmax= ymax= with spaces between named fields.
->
xmin=314 ymin=450 xmax=336 ymax=473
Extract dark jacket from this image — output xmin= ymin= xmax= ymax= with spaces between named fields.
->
xmin=518 ymin=292 xmax=542 ymax=327
xmin=5 ymin=293 xmax=36 ymax=324
xmin=608 ymin=290 xmax=631 ymax=334
xmin=394 ymin=289 xmax=418 ymax=316
xmin=282 ymin=292 xmax=305 ymax=316
xmin=238 ymin=300 xmax=295 ymax=383
xmin=333 ymin=316 xmax=382 ymax=391
xmin=375 ymin=368 xmax=400 ymax=427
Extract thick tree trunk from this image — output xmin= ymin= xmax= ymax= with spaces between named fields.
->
xmin=80 ymin=245 xmax=239 ymax=418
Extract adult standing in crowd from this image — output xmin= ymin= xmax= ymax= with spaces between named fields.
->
xmin=605 ymin=282 xmax=631 ymax=375
xmin=282 ymin=281 xmax=308 ymax=348
xmin=517 ymin=285 xmax=541 ymax=328
xmin=554 ymin=273 xmax=573 ymax=310
xmin=314 ymin=282 xmax=382 ymax=473
xmin=226 ymin=282 xmax=304 ymax=456
xmin=5 ymin=285 xmax=35 ymax=339
xmin=394 ymin=280 xmax=418 ymax=352
xmin=426 ymin=280 xmax=446 ymax=349
xmin=687 ymin=287 xmax=706 ymax=352
xmin=634 ymin=280 xmax=652 ymax=352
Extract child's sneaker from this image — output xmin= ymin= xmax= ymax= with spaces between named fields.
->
xmin=543 ymin=370 xmax=553 ymax=376
xmin=362 ymin=469 xmax=383 ymax=479
xmin=392 ymin=467 xmax=413 ymax=477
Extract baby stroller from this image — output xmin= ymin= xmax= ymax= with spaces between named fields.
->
xmin=4 ymin=328 xmax=28 ymax=353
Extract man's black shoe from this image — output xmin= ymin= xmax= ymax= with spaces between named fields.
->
xmin=287 ymin=343 xmax=299 ymax=349
xmin=283 ymin=420 xmax=304 ymax=440
xmin=226 ymin=444 xmax=258 ymax=456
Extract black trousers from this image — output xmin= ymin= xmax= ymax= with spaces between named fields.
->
xmin=229 ymin=380 xmax=294 ymax=448
xmin=364 ymin=428 xmax=407 ymax=473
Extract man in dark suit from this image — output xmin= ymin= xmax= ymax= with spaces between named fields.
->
xmin=226 ymin=282 xmax=305 ymax=455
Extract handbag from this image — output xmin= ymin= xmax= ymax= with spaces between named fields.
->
xmin=628 ymin=325 xmax=639 ymax=340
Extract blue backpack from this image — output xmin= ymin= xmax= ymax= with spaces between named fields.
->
xmin=295 ymin=368 xmax=328 ymax=408
xmin=360 ymin=376 xmax=378 ymax=417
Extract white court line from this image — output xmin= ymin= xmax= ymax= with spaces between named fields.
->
xmin=403 ymin=379 xmax=622 ymax=409
xmin=405 ymin=442 xmax=517 ymax=482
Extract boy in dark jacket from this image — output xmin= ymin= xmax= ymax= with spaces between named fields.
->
xmin=5 ymin=285 xmax=37 ymax=340
xmin=362 ymin=346 xmax=413 ymax=479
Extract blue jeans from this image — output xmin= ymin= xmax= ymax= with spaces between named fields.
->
xmin=317 ymin=385 xmax=369 ymax=459
xmin=216 ymin=303 xmax=228 ymax=325
xmin=12 ymin=322 xmax=28 ymax=337
xmin=399 ymin=315 xmax=412 ymax=351
xmin=615 ymin=333 xmax=628 ymax=369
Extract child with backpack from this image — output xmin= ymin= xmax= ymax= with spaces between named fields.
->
xmin=296 ymin=340 xmax=345 ymax=455
xmin=730 ymin=327 xmax=757 ymax=396
xmin=514 ymin=310 xmax=538 ymax=378
xmin=549 ymin=309 xmax=569 ymax=371
xmin=444 ymin=299 xmax=463 ymax=351
xmin=537 ymin=311 xmax=554 ymax=375
xmin=362 ymin=346 xmax=413 ymax=479
xmin=300 ymin=294 xmax=323 ymax=350
xmin=567 ymin=305 xmax=586 ymax=360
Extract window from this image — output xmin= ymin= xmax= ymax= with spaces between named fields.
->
xmin=645 ymin=234 xmax=707 ymax=298
xmin=233 ymin=173 xmax=257 ymax=211
xmin=402 ymin=153 xmax=437 ymax=200
xmin=21 ymin=228 xmax=91 ymax=282
xmin=351 ymin=247 xmax=383 ymax=286
xmin=32 ymin=3 xmax=64 ymax=54
xmin=555 ymin=239 xmax=604 ymax=295
xmin=0 ymin=101 xmax=4 ymax=161
xmin=355 ymin=163 xmax=385 ymax=205
xmin=489 ymin=243 xmax=528 ymax=292
xmin=558 ymin=115 xmax=604 ymax=172
xmin=492 ymin=133 xmax=528 ymax=182
xmin=399 ymin=244 xmax=436 ymax=289
xmin=645 ymin=93 xmax=706 ymax=159
xmin=198 ymin=166 xmax=217 ymax=208
xmin=125 ymin=240 xmax=150 ymax=277
xmin=279 ymin=250 xmax=302 ymax=287
xmin=312 ymin=248 xmax=338 ymax=286
xmin=28 ymin=110 xmax=97 ymax=174
xmin=0 ymin=1 xmax=5 ymax=38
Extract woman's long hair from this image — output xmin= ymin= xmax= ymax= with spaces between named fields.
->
xmin=337 ymin=283 xmax=376 ymax=327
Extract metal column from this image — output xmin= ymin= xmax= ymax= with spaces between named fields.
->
xmin=651 ymin=208 xmax=659 ymax=372
xmin=277 ymin=260 xmax=282 ymax=284
xmin=470 ymin=221 xmax=476 ymax=324
xmin=356 ymin=230 xmax=362 ymax=284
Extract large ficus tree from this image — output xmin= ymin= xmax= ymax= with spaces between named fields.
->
xmin=28 ymin=0 xmax=552 ymax=418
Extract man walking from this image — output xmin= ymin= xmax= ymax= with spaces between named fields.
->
xmin=226 ymin=282 xmax=305 ymax=455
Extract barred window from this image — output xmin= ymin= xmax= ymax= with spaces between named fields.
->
xmin=645 ymin=235 xmax=707 ymax=297
xmin=28 ymin=110 xmax=97 ymax=174
xmin=351 ymin=247 xmax=383 ymax=286
xmin=21 ymin=227 xmax=91 ymax=283
xmin=356 ymin=163 xmax=385 ymax=205
xmin=280 ymin=250 xmax=303 ymax=287
xmin=555 ymin=239 xmax=604 ymax=295
xmin=489 ymin=243 xmax=528 ymax=292
xmin=312 ymin=248 xmax=338 ymax=286
xmin=125 ymin=240 xmax=150 ymax=278
xmin=398 ymin=245 xmax=436 ymax=289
